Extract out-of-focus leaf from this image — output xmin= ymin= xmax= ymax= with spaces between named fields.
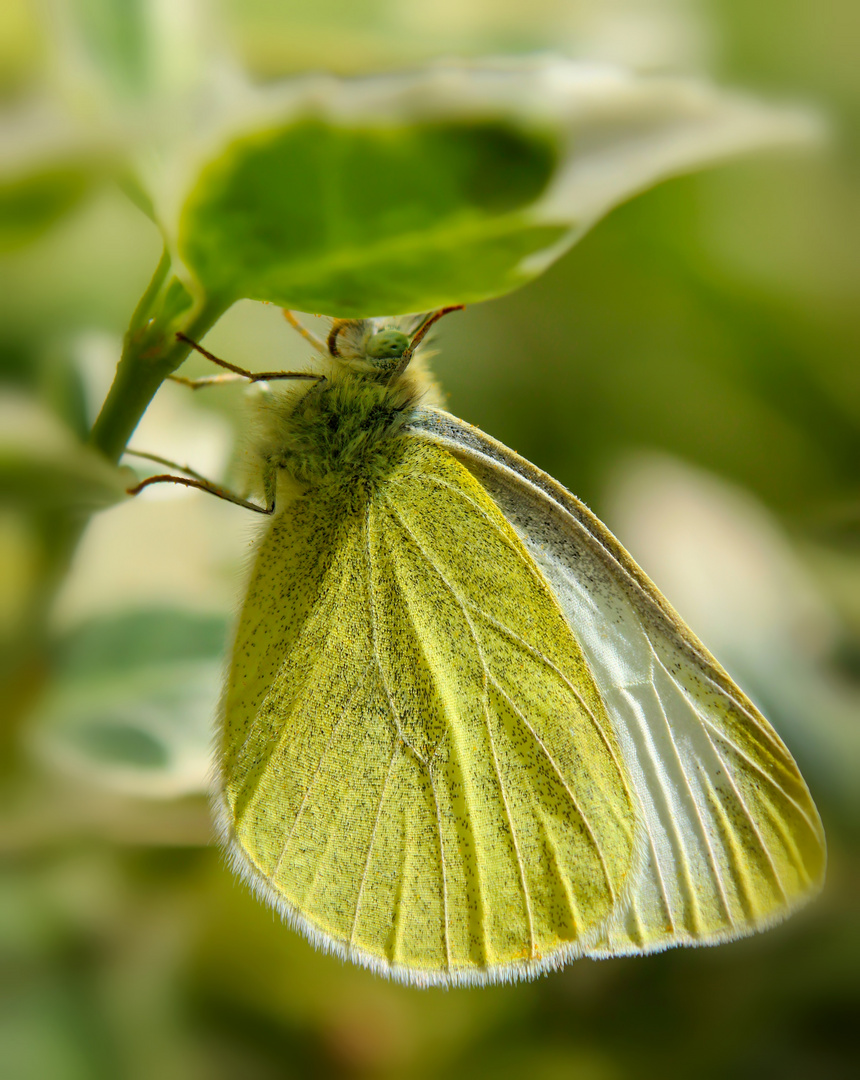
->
xmin=0 ymin=101 xmax=117 ymax=251
xmin=171 ymin=57 xmax=820 ymax=316
xmin=0 ymin=393 xmax=129 ymax=509
xmin=57 ymin=0 xmax=216 ymax=105
xmin=224 ymin=0 xmax=708 ymax=78
xmin=0 ymin=0 xmax=44 ymax=99
xmin=0 ymin=164 xmax=97 ymax=252
xmin=64 ymin=0 xmax=153 ymax=100
xmin=29 ymin=609 xmax=227 ymax=798
xmin=115 ymin=169 xmax=157 ymax=222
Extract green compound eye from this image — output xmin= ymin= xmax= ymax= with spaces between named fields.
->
xmin=366 ymin=329 xmax=410 ymax=361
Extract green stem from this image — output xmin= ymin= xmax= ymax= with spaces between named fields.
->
xmin=127 ymin=246 xmax=171 ymax=335
xmin=1 ymin=259 xmax=230 ymax=758
xmin=89 ymin=288 xmax=228 ymax=463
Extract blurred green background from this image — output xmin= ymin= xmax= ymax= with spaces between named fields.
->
xmin=1 ymin=2 xmax=858 ymax=1078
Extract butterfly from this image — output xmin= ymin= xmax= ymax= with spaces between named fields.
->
xmin=130 ymin=307 xmax=825 ymax=987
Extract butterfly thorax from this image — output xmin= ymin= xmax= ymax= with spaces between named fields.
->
xmin=252 ymin=321 xmax=430 ymax=505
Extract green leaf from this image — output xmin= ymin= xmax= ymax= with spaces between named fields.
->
xmin=0 ymin=164 xmax=97 ymax=252
xmin=180 ymin=118 xmax=564 ymax=316
xmin=0 ymin=395 xmax=130 ymax=510
xmin=65 ymin=0 xmax=154 ymax=100
xmin=0 ymin=101 xmax=118 ymax=251
xmin=29 ymin=609 xmax=228 ymax=798
xmin=172 ymin=59 xmax=820 ymax=317
xmin=59 ymin=0 xmax=213 ymax=104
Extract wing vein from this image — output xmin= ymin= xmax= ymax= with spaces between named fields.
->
xmin=697 ymin=717 xmax=820 ymax=840
xmin=618 ymin=681 xmax=711 ymax=932
xmin=383 ymin=496 xmax=536 ymax=956
xmin=270 ymin=659 xmax=375 ymax=880
xmin=481 ymin=695 xmax=537 ymax=958
xmin=695 ymin=759 xmax=758 ymax=920
xmin=462 ymin=598 xmax=631 ymax=825
xmin=428 ymin=767 xmax=453 ymax=973
xmin=230 ymin=555 xmax=356 ymax=773
xmin=697 ymin=722 xmax=788 ymax=902
xmin=387 ymin=480 xmax=631 ymax=835
xmin=487 ymin=671 xmax=617 ymax=903
xmin=350 ymin=738 xmax=400 ymax=949
xmin=364 ymin=499 xmax=427 ymax=764
xmin=647 ymin=648 xmax=734 ymax=928
xmin=535 ymin=808 xmax=582 ymax=936
xmin=229 ymin=567 xmax=363 ymax=832
xmin=652 ymin=649 xmax=816 ymax=880
xmin=640 ymin=815 xmax=677 ymax=935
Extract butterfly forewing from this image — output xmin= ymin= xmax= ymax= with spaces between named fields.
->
xmin=217 ymin=440 xmax=637 ymax=985
xmin=408 ymin=407 xmax=826 ymax=956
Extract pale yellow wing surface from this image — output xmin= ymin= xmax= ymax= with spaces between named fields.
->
xmin=216 ymin=439 xmax=636 ymax=986
xmin=409 ymin=408 xmax=826 ymax=956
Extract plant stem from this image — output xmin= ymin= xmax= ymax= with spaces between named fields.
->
xmin=89 ymin=286 xmax=228 ymax=463
xmin=127 ymin=246 xmax=171 ymax=335
xmin=1 ymin=261 xmax=230 ymax=755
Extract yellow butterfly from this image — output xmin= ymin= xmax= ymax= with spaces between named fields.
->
xmin=133 ymin=308 xmax=825 ymax=987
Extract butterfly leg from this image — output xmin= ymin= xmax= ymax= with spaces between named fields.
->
xmin=168 ymin=372 xmax=249 ymax=390
xmin=123 ymin=449 xmax=274 ymax=514
xmin=175 ymin=332 xmax=323 ymax=385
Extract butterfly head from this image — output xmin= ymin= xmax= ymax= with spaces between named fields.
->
xmin=326 ymin=307 xmax=464 ymax=379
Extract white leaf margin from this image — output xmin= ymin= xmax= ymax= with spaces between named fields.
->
xmin=148 ymin=55 xmax=824 ymax=307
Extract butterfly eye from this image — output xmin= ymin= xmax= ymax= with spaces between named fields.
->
xmin=365 ymin=329 xmax=410 ymax=365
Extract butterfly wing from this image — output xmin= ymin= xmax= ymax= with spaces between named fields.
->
xmin=215 ymin=438 xmax=638 ymax=986
xmin=407 ymin=407 xmax=826 ymax=956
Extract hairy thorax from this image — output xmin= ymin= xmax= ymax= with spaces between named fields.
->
xmin=254 ymin=370 xmax=422 ymax=500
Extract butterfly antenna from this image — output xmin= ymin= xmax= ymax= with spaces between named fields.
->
xmin=407 ymin=306 xmax=464 ymax=356
xmin=392 ymin=306 xmax=464 ymax=377
xmin=283 ymin=310 xmax=328 ymax=354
